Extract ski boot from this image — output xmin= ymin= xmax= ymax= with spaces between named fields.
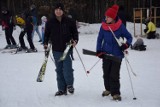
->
xmin=112 ymin=94 xmax=122 ymax=101
xmin=17 ymin=47 xmax=28 ymax=51
xmin=26 ymin=48 xmax=37 ymax=53
xmin=4 ymin=45 xmax=12 ymax=49
xmin=102 ymin=90 xmax=110 ymax=97
xmin=11 ymin=45 xmax=19 ymax=49
xmin=67 ymin=85 xmax=74 ymax=94
xmin=55 ymin=91 xmax=67 ymax=96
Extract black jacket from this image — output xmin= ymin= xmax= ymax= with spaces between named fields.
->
xmin=44 ymin=16 xmax=78 ymax=52
xmin=1 ymin=10 xmax=15 ymax=29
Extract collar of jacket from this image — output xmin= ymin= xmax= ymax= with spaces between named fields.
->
xmin=102 ymin=18 xmax=122 ymax=31
xmin=53 ymin=15 xmax=66 ymax=23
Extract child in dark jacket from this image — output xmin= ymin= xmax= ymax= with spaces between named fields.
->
xmin=96 ymin=4 xmax=132 ymax=101
xmin=1 ymin=7 xmax=17 ymax=49
xmin=44 ymin=3 xmax=78 ymax=96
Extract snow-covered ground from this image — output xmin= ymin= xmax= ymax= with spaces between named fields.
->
xmin=0 ymin=22 xmax=160 ymax=107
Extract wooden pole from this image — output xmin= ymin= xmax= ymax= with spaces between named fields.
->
xmin=154 ymin=8 xmax=156 ymax=25
xmin=140 ymin=9 xmax=142 ymax=36
xmin=133 ymin=8 xmax=136 ymax=37
xmin=150 ymin=0 xmax=152 ymax=20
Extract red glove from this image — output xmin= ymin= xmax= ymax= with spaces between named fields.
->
xmin=96 ymin=51 xmax=105 ymax=59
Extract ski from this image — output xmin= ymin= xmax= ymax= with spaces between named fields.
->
xmin=1 ymin=49 xmax=43 ymax=54
xmin=12 ymin=50 xmax=42 ymax=54
xmin=37 ymin=44 xmax=52 ymax=82
xmin=59 ymin=42 xmax=72 ymax=61
xmin=1 ymin=48 xmax=17 ymax=53
xmin=82 ymin=49 xmax=121 ymax=63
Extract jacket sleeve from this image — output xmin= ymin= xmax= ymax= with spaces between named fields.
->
xmin=70 ymin=19 xmax=79 ymax=43
xmin=44 ymin=20 xmax=51 ymax=45
xmin=122 ymin=25 xmax=133 ymax=46
xmin=96 ymin=27 xmax=104 ymax=51
xmin=146 ymin=22 xmax=151 ymax=34
xmin=1 ymin=21 xmax=6 ymax=27
xmin=121 ymin=25 xmax=132 ymax=46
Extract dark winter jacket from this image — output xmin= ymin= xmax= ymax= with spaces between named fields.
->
xmin=25 ymin=16 xmax=33 ymax=34
xmin=44 ymin=16 xmax=79 ymax=52
xmin=96 ymin=18 xmax=132 ymax=59
xmin=1 ymin=10 xmax=15 ymax=29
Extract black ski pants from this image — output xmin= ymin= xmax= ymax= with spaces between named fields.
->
xmin=144 ymin=28 xmax=156 ymax=39
xmin=19 ymin=30 xmax=35 ymax=49
xmin=102 ymin=58 xmax=122 ymax=96
xmin=5 ymin=27 xmax=16 ymax=45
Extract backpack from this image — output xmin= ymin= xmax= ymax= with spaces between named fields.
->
xmin=16 ymin=16 xmax=25 ymax=26
xmin=134 ymin=45 xmax=146 ymax=51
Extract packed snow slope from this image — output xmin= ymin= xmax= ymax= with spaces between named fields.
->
xmin=0 ymin=22 xmax=160 ymax=107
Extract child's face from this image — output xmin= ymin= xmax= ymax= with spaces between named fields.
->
xmin=55 ymin=8 xmax=63 ymax=17
xmin=105 ymin=16 xmax=114 ymax=24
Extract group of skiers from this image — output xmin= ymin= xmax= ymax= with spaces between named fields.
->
xmin=43 ymin=2 xmax=132 ymax=101
xmin=1 ymin=5 xmax=47 ymax=52
xmin=1 ymin=2 xmax=159 ymax=101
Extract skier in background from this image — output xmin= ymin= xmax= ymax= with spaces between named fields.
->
xmin=1 ymin=7 xmax=17 ymax=49
xmin=41 ymin=16 xmax=47 ymax=45
xmin=15 ymin=11 xmax=37 ymax=52
xmin=96 ymin=4 xmax=132 ymax=101
xmin=30 ymin=4 xmax=42 ymax=42
xmin=144 ymin=18 xmax=156 ymax=39
xmin=44 ymin=2 xmax=78 ymax=96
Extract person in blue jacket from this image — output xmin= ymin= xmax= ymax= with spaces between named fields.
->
xmin=96 ymin=4 xmax=132 ymax=101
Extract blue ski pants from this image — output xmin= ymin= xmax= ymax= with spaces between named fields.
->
xmin=53 ymin=51 xmax=74 ymax=92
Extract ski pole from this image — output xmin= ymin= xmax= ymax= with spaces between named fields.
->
xmin=125 ymin=58 xmax=137 ymax=100
xmin=108 ymin=26 xmax=137 ymax=100
xmin=108 ymin=26 xmax=137 ymax=76
xmin=74 ymin=47 xmax=88 ymax=76
xmin=124 ymin=55 xmax=137 ymax=76
xmin=87 ymin=59 xmax=101 ymax=74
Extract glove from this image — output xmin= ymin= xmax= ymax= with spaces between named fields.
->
xmin=71 ymin=40 xmax=77 ymax=47
xmin=120 ymin=43 xmax=129 ymax=51
xmin=44 ymin=44 xmax=48 ymax=50
xmin=96 ymin=51 xmax=105 ymax=59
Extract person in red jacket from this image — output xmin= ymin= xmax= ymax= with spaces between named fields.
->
xmin=1 ymin=7 xmax=17 ymax=49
